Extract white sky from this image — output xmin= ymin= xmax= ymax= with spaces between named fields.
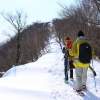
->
xmin=0 ymin=0 xmax=75 ymax=36
xmin=0 ymin=0 xmax=75 ymax=22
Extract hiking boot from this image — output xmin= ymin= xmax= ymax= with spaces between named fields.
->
xmin=70 ymin=78 xmax=74 ymax=81
xmin=75 ymin=89 xmax=84 ymax=96
xmin=64 ymin=79 xmax=68 ymax=84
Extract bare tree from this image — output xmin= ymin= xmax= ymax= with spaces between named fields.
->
xmin=1 ymin=10 xmax=27 ymax=65
xmin=93 ymin=0 xmax=100 ymax=12
xmin=54 ymin=0 xmax=100 ymax=57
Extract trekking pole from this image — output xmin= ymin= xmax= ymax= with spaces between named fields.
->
xmin=93 ymin=75 xmax=97 ymax=92
xmin=89 ymin=66 xmax=96 ymax=77
xmin=91 ymin=59 xmax=98 ymax=92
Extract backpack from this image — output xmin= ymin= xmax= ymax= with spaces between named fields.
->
xmin=78 ymin=42 xmax=92 ymax=63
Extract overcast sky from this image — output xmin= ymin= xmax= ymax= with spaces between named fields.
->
xmin=0 ymin=0 xmax=75 ymax=36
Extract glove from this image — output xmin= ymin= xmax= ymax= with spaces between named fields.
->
xmin=62 ymin=47 xmax=65 ymax=53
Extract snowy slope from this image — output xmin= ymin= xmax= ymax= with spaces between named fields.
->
xmin=0 ymin=36 xmax=100 ymax=100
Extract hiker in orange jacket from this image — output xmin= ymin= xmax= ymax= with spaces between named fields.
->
xmin=64 ymin=37 xmax=72 ymax=49
xmin=62 ymin=36 xmax=74 ymax=83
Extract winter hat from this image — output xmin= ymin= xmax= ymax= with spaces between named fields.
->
xmin=77 ymin=30 xmax=85 ymax=37
xmin=65 ymin=36 xmax=70 ymax=40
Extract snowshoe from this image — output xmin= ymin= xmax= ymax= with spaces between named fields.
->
xmin=75 ymin=89 xmax=85 ymax=97
xmin=76 ymin=91 xmax=85 ymax=96
xmin=64 ymin=80 xmax=68 ymax=84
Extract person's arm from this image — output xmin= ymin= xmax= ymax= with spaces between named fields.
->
xmin=62 ymin=47 xmax=66 ymax=53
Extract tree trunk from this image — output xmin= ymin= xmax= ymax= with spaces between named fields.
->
xmin=16 ymin=31 xmax=21 ymax=65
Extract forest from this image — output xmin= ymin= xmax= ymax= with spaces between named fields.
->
xmin=0 ymin=0 xmax=99 ymax=76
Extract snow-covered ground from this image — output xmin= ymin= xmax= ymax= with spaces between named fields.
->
xmin=0 ymin=36 xmax=100 ymax=100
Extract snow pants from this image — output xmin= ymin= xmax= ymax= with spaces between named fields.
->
xmin=75 ymin=67 xmax=88 ymax=90
xmin=64 ymin=58 xmax=73 ymax=81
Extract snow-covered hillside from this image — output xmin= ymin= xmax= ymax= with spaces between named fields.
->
xmin=0 ymin=36 xmax=100 ymax=100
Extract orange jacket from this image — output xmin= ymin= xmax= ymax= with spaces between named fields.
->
xmin=64 ymin=38 xmax=72 ymax=49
